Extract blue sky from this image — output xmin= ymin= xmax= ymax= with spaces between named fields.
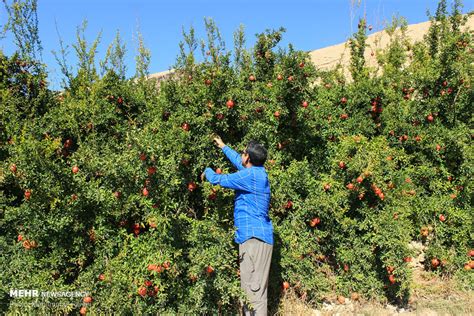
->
xmin=1 ymin=0 xmax=473 ymax=89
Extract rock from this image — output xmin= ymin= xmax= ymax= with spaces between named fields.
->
xmin=387 ymin=304 xmax=397 ymax=311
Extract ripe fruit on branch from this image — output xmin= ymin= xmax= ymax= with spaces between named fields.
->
xmin=249 ymin=75 xmax=256 ymax=82
xmin=226 ymin=100 xmax=235 ymax=109
xmin=83 ymin=296 xmax=93 ymax=303
xmin=216 ymin=168 xmax=222 ymax=174
xmin=338 ymin=161 xmax=346 ymax=169
xmin=24 ymin=190 xmax=31 ymax=200
xmin=22 ymin=240 xmax=31 ymax=249
xmin=133 ymin=223 xmax=141 ymax=236
xmin=388 ymin=275 xmax=396 ymax=284
xmin=277 ymin=74 xmax=283 ymax=80
xmin=187 ymin=182 xmax=197 ymax=192
xmin=206 ymin=265 xmax=214 ymax=275
xmin=72 ymin=166 xmax=79 ymax=174
xmin=181 ymin=123 xmax=190 ymax=132
xmin=282 ymin=281 xmax=290 ymax=290
xmin=341 ymin=97 xmax=347 ymax=104
xmin=147 ymin=166 xmax=156 ymax=175
xmin=426 ymin=114 xmax=434 ymax=122
xmin=399 ymin=134 xmax=408 ymax=142
xmin=323 ymin=184 xmax=331 ymax=191
xmin=274 ymin=111 xmax=280 ymax=118
xmin=98 ymin=274 xmax=105 ymax=281
xmin=309 ymin=217 xmax=320 ymax=227
xmin=10 ymin=164 xmax=17 ymax=173
xmin=439 ymin=214 xmax=446 ymax=222
xmin=431 ymin=258 xmax=440 ymax=268
xmin=356 ymin=176 xmax=363 ymax=183
xmin=284 ymin=200 xmax=293 ymax=209
xmin=142 ymin=187 xmax=149 ymax=196
xmin=346 ymin=183 xmax=355 ymax=190
xmin=138 ymin=286 xmax=147 ymax=297
xmin=148 ymin=287 xmax=158 ymax=297
xmin=301 ymin=101 xmax=309 ymax=108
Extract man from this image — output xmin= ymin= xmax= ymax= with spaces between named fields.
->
xmin=202 ymin=136 xmax=273 ymax=316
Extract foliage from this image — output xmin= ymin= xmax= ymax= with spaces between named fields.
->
xmin=0 ymin=0 xmax=473 ymax=314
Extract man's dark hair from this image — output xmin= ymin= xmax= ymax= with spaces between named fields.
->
xmin=246 ymin=140 xmax=267 ymax=166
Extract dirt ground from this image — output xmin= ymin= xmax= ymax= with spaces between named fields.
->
xmin=277 ymin=242 xmax=473 ymax=316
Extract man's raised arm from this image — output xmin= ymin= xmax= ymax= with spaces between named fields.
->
xmin=213 ymin=136 xmax=244 ymax=171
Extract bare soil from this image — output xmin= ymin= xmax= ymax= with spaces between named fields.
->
xmin=277 ymin=242 xmax=473 ymax=316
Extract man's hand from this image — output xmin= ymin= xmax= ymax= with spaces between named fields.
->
xmin=213 ymin=135 xmax=225 ymax=149
xmin=201 ymin=172 xmax=206 ymax=182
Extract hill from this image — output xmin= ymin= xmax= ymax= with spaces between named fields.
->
xmin=149 ymin=15 xmax=474 ymax=81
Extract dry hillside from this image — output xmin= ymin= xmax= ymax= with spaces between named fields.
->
xmin=149 ymin=15 xmax=474 ymax=81
xmin=309 ymin=15 xmax=474 ymax=76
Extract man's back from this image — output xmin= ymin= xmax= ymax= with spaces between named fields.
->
xmin=204 ymin=148 xmax=273 ymax=244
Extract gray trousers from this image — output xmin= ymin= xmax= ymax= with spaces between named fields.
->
xmin=239 ymin=238 xmax=273 ymax=316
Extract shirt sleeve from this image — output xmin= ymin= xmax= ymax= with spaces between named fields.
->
xmin=222 ymin=145 xmax=245 ymax=171
xmin=204 ymin=167 xmax=252 ymax=192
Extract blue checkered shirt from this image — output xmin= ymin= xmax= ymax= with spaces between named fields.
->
xmin=204 ymin=145 xmax=273 ymax=245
